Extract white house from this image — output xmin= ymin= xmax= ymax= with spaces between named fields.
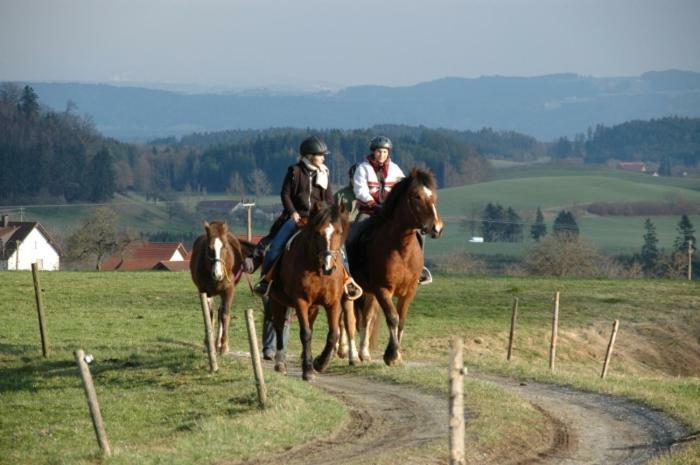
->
xmin=0 ymin=216 xmax=62 ymax=271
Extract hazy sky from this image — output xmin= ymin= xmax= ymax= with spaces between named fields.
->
xmin=1 ymin=0 xmax=699 ymax=90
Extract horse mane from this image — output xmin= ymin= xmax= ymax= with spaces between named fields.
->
xmin=381 ymin=168 xmax=437 ymax=219
xmin=308 ymin=202 xmax=350 ymax=240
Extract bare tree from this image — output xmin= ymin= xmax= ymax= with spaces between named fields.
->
xmin=247 ymin=169 xmax=272 ymax=196
xmin=227 ymin=171 xmax=247 ymax=195
xmin=65 ymin=208 xmax=140 ymax=270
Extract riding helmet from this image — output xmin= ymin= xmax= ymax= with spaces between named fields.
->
xmin=369 ymin=136 xmax=392 ymax=152
xmin=299 ymin=136 xmax=330 ymax=156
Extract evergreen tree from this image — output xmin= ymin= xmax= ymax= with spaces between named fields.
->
xmin=19 ymin=85 xmax=40 ymax=119
xmin=504 ymin=207 xmax=523 ymax=242
xmin=658 ymin=155 xmax=672 ymax=176
xmin=481 ymin=203 xmax=500 ymax=242
xmin=673 ymin=214 xmax=696 ymax=253
xmin=553 ymin=210 xmax=579 ymax=239
xmin=530 ymin=207 xmax=547 ymax=241
xmin=87 ymin=147 xmax=116 ymax=202
xmin=640 ymin=218 xmax=659 ymax=274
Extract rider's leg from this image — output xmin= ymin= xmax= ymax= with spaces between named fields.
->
xmin=255 ymin=218 xmax=298 ymax=295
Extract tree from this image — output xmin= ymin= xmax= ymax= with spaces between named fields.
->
xmin=65 ymin=208 xmax=119 ymax=270
xmin=658 ymin=155 xmax=672 ymax=176
xmin=227 ymin=171 xmax=246 ymax=195
xmin=640 ymin=218 xmax=659 ymax=275
xmin=19 ymin=85 xmax=40 ymax=119
xmin=481 ymin=203 xmax=504 ymax=242
xmin=504 ymin=207 xmax=523 ymax=242
xmin=86 ymin=147 xmax=116 ymax=202
xmin=553 ymin=210 xmax=579 ymax=239
xmin=673 ymin=214 xmax=696 ymax=253
xmin=247 ymin=169 xmax=272 ymax=196
xmin=530 ymin=207 xmax=547 ymax=241
xmin=524 ymin=234 xmax=600 ymax=277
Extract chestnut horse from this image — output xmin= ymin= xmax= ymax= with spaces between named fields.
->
xmin=346 ymin=168 xmax=443 ymax=366
xmin=268 ymin=203 xmax=350 ymax=381
xmin=190 ymin=220 xmax=255 ymax=354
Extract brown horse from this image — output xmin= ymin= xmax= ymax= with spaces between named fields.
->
xmin=268 ymin=203 xmax=350 ymax=381
xmin=190 ymin=220 xmax=255 ymax=354
xmin=347 ymin=168 xmax=443 ymax=366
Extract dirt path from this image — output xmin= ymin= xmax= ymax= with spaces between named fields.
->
xmin=232 ymin=356 xmax=689 ymax=465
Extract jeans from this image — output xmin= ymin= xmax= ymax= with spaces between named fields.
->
xmin=262 ymin=218 xmax=298 ymax=274
xmin=262 ymin=297 xmax=292 ymax=356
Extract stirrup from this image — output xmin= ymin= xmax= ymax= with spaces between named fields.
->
xmin=254 ymin=279 xmax=273 ymax=297
xmin=344 ymin=278 xmax=363 ymax=301
xmin=419 ymin=267 xmax=433 ymax=285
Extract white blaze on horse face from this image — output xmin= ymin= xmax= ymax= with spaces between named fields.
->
xmin=212 ymin=237 xmax=224 ymax=281
xmin=422 ymin=186 xmax=433 ymax=198
xmin=323 ymin=223 xmax=335 ymax=272
xmin=432 ymin=203 xmax=444 ymax=234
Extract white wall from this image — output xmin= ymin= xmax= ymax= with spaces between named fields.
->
xmin=5 ymin=228 xmax=60 ymax=271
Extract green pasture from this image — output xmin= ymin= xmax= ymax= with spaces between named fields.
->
xmin=1 ymin=271 xmax=699 ymax=464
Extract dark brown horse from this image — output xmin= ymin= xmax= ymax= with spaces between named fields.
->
xmin=268 ymin=203 xmax=350 ymax=381
xmin=347 ymin=168 xmax=443 ymax=366
xmin=190 ymin=220 xmax=255 ymax=354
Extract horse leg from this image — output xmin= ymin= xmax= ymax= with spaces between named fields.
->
xmin=313 ymin=301 xmax=341 ymax=373
xmin=218 ymin=288 xmax=234 ymax=355
xmin=202 ymin=296 xmax=215 ymax=351
xmin=270 ymin=299 xmax=288 ymax=374
xmin=396 ymin=287 xmax=417 ymax=348
xmin=296 ymin=302 xmax=315 ymax=381
xmin=358 ymin=294 xmax=376 ymax=362
xmin=336 ymin=307 xmax=347 ymax=358
xmin=342 ymin=297 xmax=358 ymax=365
xmin=375 ymin=288 xmax=402 ymax=366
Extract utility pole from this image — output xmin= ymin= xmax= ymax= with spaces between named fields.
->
xmin=688 ymin=240 xmax=693 ymax=281
xmin=242 ymin=200 xmax=255 ymax=242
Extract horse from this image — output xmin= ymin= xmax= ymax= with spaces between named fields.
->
xmin=346 ymin=168 xmax=443 ymax=366
xmin=189 ymin=220 xmax=255 ymax=354
xmin=267 ymin=202 xmax=350 ymax=381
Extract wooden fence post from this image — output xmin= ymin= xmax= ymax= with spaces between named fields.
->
xmin=601 ymin=320 xmax=620 ymax=379
xmin=449 ymin=337 xmax=465 ymax=465
xmin=74 ymin=349 xmax=111 ymax=457
xmin=549 ymin=291 xmax=559 ymax=372
xmin=507 ymin=297 xmax=518 ymax=361
xmin=245 ymin=309 xmax=267 ymax=408
xmin=199 ymin=293 xmax=218 ymax=373
xmin=31 ymin=262 xmax=49 ymax=357
xmin=688 ymin=240 xmax=693 ymax=281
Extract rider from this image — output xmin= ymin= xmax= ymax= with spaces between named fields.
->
xmin=349 ymin=136 xmax=433 ymax=284
xmin=254 ymin=136 xmax=361 ymax=298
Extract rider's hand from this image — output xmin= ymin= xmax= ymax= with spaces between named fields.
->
xmin=291 ymin=211 xmax=302 ymax=223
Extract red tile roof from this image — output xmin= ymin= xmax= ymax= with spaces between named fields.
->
xmin=102 ymin=242 xmax=188 ymax=271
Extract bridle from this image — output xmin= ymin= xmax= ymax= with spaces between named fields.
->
xmin=206 ymin=240 xmax=232 ymax=283
xmin=406 ymin=187 xmax=434 ymax=234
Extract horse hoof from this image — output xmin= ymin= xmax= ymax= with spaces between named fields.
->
xmin=302 ymin=370 xmax=316 ymax=381
xmin=383 ymin=351 xmax=402 ymax=366
xmin=274 ymin=362 xmax=287 ymax=374
xmin=348 ymin=359 xmax=357 ymax=366
xmin=312 ymin=357 xmax=328 ymax=373
xmin=337 ymin=349 xmax=347 ymax=359
xmin=359 ymin=351 xmax=371 ymax=362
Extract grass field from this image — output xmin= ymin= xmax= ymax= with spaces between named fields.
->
xmin=1 ymin=271 xmax=698 ymax=464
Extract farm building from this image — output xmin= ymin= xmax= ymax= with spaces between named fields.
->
xmin=0 ymin=216 xmax=62 ymax=271
xmin=617 ymin=162 xmax=647 ymax=172
xmin=102 ymin=242 xmax=189 ymax=271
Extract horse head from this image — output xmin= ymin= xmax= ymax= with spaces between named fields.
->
xmin=203 ymin=220 xmax=233 ymax=282
xmin=309 ymin=202 xmax=350 ymax=275
xmin=384 ymin=168 xmax=444 ymax=238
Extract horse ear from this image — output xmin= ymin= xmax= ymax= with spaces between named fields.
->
xmin=221 ymin=222 xmax=229 ymax=234
xmin=203 ymin=221 xmax=210 ymax=234
xmin=338 ymin=201 xmax=347 ymax=215
xmin=410 ymin=167 xmax=419 ymax=178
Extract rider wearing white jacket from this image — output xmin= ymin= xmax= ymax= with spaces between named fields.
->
xmin=348 ymin=136 xmax=432 ymax=284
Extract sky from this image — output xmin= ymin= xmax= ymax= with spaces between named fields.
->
xmin=1 ymin=0 xmax=699 ymax=91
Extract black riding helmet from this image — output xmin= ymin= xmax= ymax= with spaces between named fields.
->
xmin=299 ymin=136 xmax=331 ymax=156
xmin=369 ymin=136 xmax=392 ymax=152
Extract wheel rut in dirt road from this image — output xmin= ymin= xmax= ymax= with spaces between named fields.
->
xmin=235 ymin=371 xmax=448 ymax=465
xmin=230 ymin=355 xmax=690 ymax=465
xmin=475 ymin=373 xmax=690 ymax=465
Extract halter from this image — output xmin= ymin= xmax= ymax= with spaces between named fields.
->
xmin=206 ymin=243 xmax=232 ymax=283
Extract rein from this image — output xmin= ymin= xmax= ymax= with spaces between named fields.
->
xmin=206 ymin=245 xmax=233 ymax=284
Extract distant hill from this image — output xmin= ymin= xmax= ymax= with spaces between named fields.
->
xmin=22 ymin=70 xmax=700 ymax=141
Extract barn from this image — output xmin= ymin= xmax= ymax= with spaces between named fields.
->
xmin=0 ymin=216 xmax=62 ymax=271
xmin=101 ymin=242 xmax=189 ymax=271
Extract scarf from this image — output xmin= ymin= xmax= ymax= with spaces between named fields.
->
xmin=366 ymin=154 xmax=390 ymax=178
xmin=301 ymin=157 xmax=329 ymax=190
